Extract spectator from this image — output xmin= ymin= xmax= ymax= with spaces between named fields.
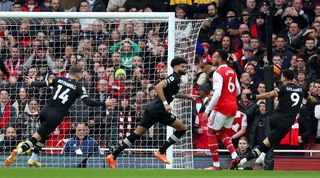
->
xmin=15 ymin=23 xmax=33 ymax=50
xmin=110 ymin=97 xmax=136 ymax=146
xmin=11 ymin=1 xmax=22 ymax=11
xmin=250 ymin=38 xmax=264 ymax=66
xmin=14 ymin=98 xmax=40 ymax=139
xmin=12 ymin=87 xmax=29 ymax=119
xmin=175 ymin=5 xmax=188 ymax=19
xmin=240 ymin=72 xmax=253 ymax=90
xmin=21 ymin=0 xmax=41 ymax=12
xmin=256 ymin=81 xmax=266 ymax=95
xmin=225 ymin=111 xmax=248 ymax=146
xmin=24 ymin=46 xmax=55 ymax=72
xmin=78 ymin=0 xmax=96 ymax=31
xmin=69 ymin=21 xmax=83 ymax=48
xmin=51 ymin=29 xmax=69 ymax=55
xmin=63 ymin=123 xmax=100 ymax=155
xmin=238 ymin=88 xmax=256 ymax=118
xmin=236 ymin=136 xmax=251 ymax=161
xmin=289 ymin=54 xmax=298 ymax=71
xmin=209 ymin=28 xmax=225 ymax=53
xmin=109 ymin=38 xmax=142 ymax=69
xmin=4 ymin=46 xmax=24 ymax=79
xmin=303 ymin=37 xmax=317 ymax=59
xmin=287 ymin=21 xmax=304 ymax=50
xmin=0 ymin=89 xmax=17 ymax=131
xmin=123 ymin=0 xmax=148 ymax=11
xmin=0 ymin=0 xmax=13 ymax=11
xmin=86 ymin=20 xmax=108 ymax=46
xmin=0 ymin=126 xmax=19 ymax=152
xmin=272 ymin=35 xmax=293 ymax=69
xmin=41 ymin=0 xmax=64 ymax=12
xmin=77 ymin=39 xmax=94 ymax=62
xmin=106 ymin=0 xmax=126 ymax=12
xmin=221 ymin=35 xmax=233 ymax=53
xmin=52 ymin=58 xmax=67 ymax=77
xmin=109 ymin=30 xmax=120 ymax=47
xmin=250 ymin=12 xmax=266 ymax=45
xmin=308 ymin=49 xmax=320 ymax=82
xmin=88 ymin=0 xmax=106 ymax=12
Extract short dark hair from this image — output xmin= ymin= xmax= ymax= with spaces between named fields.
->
xmin=216 ymin=49 xmax=228 ymax=61
xmin=282 ymin=69 xmax=294 ymax=80
xmin=69 ymin=65 xmax=83 ymax=76
xmin=273 ymin=52 xmax=283 ymax=59
xmin=170 ymin=57 xmax=187 ymax=68
xmin=276 ymin=35 xmax=287 ymax=41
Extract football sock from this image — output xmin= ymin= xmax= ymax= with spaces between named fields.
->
xmin=112 ymin=132 xmax=140 ymax=159
xmin=217 ymin=131 xmax=237 ymax=159
xmin=159 ymin=130 xmax=186 ymax=154
xmin=33 ymin=141 xmax=45 ymax=155
xmin=213 ymin=162 xmax=220 ymax=167
xmin=18 ymin=137 xmax=37 ymax=155
xmin=208 ymin=134 xmax=219 ymax=163
xmin=258 ymin=142 xmax=271 ymax=153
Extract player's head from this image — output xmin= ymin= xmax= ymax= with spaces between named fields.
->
xmin=69 ymin=65 xmax=83 ymax=81
xmin=212 ymin=49 xmax=228 ymax=66
xmin=281 ymin=69 xmax=294 ymax=82
xmin=171 ymin=57 xmax=187 ymax=75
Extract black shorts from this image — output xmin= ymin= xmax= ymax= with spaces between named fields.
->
xmin=269 ymin=114 xmax=295 ymax=131
xmin=138 ymin=109 xmax=177 ymax=129
xmin=268 ymin=114 xmax=295 ymax=144
xmin=37 ymin=110 xmax=66 ymax=138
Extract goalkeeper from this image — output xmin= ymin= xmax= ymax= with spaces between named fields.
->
xmin=106 ymin=57 xmax=197 ymax=168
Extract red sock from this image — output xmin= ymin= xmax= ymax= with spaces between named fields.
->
xmin=217 ymin=131 xmax=236 ymax=154
xmin=208 ymin=134 xmax=219 ymax=163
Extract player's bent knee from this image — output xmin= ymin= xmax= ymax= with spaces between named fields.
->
xmin=33 ymin=132 xmax=43 ymax=141
xmin=134 ymin=126 xmax=147 ymax=136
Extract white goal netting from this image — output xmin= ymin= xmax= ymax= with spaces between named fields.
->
xmin=0 ymin=13 xmax=202 ymax=169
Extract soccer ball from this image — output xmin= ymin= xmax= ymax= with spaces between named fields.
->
xmin=16 ymin=142 xmax=31 ymax=155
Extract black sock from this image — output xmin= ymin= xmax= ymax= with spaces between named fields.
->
xmin=112 ymin=132 xmax=140 ymax=159
xmin=159 ymin=130 xmax=186 ymax=154
xmin=258 ymin=142 xmax=271 ymax=153
xmin=246 ymin=143 xmax=270 ymax=161
xmin=33 ymin=141 xmax=45 ymax=154
xmin=21 ymin=137 xmax=38 ymax=152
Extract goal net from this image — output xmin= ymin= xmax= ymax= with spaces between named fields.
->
xmin=0 ymin=12 xmax=202 ymax=169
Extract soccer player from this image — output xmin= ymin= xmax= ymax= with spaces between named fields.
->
xmin=202 ymin=49 xmax=241 ymax=170
xmin=5 ymin=65 xmax=116 ymax=167
xmin=238 ymin=69 xmax=303 ymax=166
xmin=106 ymin=57 xmax=196 ymax=168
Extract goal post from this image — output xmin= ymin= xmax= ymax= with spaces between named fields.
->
xmin=0 ymin=12 xmax=203 ymax=169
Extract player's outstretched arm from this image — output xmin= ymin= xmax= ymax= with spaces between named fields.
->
xmin=246 ymin=89 xmax=278 ymax=100
xmin=26 ymin=76 xmax=49 ymax=87
xmin=175 ymin=93 xmax=198 ymax=100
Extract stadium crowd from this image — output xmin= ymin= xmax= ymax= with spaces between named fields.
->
xmin=0 ymin=0 xmax=319 ymax=162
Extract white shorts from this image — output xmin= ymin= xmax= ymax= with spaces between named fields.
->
xmin=207 ymin=110 xmax=234 ymax=131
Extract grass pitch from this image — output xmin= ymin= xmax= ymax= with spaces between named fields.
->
xmin=1 ymin=168 xmax=320 ymax=178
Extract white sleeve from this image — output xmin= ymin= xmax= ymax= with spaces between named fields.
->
xmin=205 ymin=72 xmax=223 ymax=114
xmin=241 ymin=113 xmax=247 ymax=127
xmin=236 ymin=76 xmax=241 ymax=97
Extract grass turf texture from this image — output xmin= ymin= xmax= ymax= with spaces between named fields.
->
xmin=1 ymin=169 xmax=320 ymax=178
